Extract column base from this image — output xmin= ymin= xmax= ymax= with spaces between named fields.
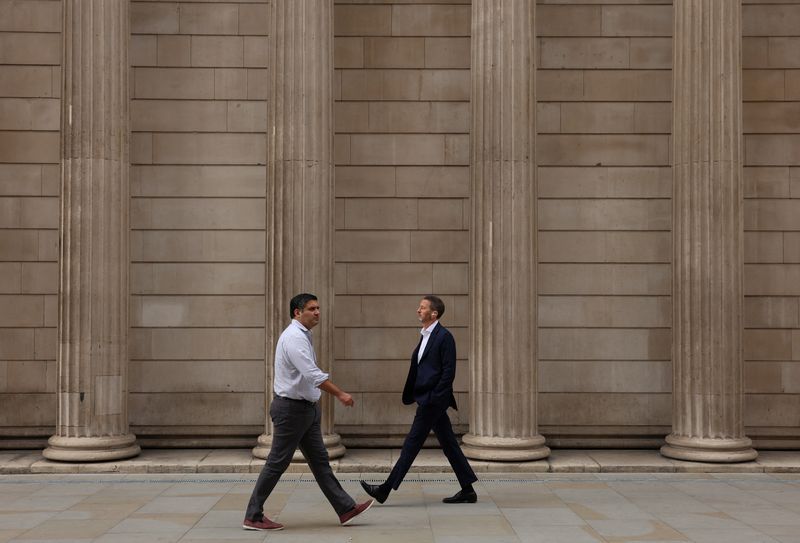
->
xmin=461 ymin=434 xmax=550 ymax=462
xmin=660 ymin=434 xmax=758 ymax=463
xmin=43 ymin=434 xmax=140 ymax=462
xmin=252 ymin=432 xmax=346 ymax=461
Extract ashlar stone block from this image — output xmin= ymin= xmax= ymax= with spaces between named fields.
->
xmin=344 ymin=263 xmax=432 ymax=294
xmin=238 ymin=4 xmax=268 ymax=35
xmin=602 ymin=5 xmax=672 ymax=37
xmin=334 ymin=5 xmax=390 ymax=36
xmin=179 ymin=3 xmax=238 ymax=35
xmin=131 ymin=2 xmax=178 ymax=34
xmin=132 ymin=295 xmax=264 ymax=327
xmin=744 ymin=232 xmax=783 ymax=263
xmin=539 ymin=263 xmax=671 ymax=295
xmin=131 ymin=198 xmax=265 ymax=230
xmin=131 ymin=262 xmax=264 ymax=295
xmin=744 ymin=297 xmax=800 ymax=328
xmin=0 ymin=66 xmax=54 ymax=98
xmin=584 ymin=70 xmax=672 ymax=101
xmin=344 ymin=198 xmax=418 ymax=230
xmin=0 ymin=0 xmax=61 ymax=32
xmin=540 ymin=38 xmax=628 ymax=69
xmin=334 ymin=37 xmax=364 ymax=68
xmin=0 ymin=33 xmax=60 ymax=65
xmin=131 ymin=231 xmax=264 ymax=262
xmin=745 ymin=102 xmax=800 ymax=133
xmin=134 ymin=68 xmax=215 ymax=99
xmin=335 ymin=166 xmax=396 ymax=197
xmin=392 ymin=5 xmax=470 ymax=37
xmin=213 ymin=67 xmax=249 ymax=99
xmin=20 ymin=262 xmax=57 ymax=294
xmin=396 ymin=166 xmax=469 ymax=198
xmin=157 ymin=35 xmax=191 ymax=67
xmin=365 ymin=37 xmax=426 ymax=68
xmin=0 ymin=99 xmax=59 ymax=130
xmin=536 ymin=5 xmax=601 ymax=36
xmin=743 ymin=70 xmax=785 ymax=101
xmin=335 ymin=231 xmax=411 ymax=262
xmin=131 ymin=100 xmax=227 ymax=132
xmin=424 ymin=38 xmax=469 ymax=68
xmin=744 ymin=4 xmax=800 ymax=37
xmin=538 ymin=232 xmax=670 ymax=263
xmin=191 ymin=36 xmax=244 ymax=67
xmin=538 ymin=295 xmax=670 ymax=328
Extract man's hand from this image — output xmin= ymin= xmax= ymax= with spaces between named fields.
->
xmin=319 ymin=379 xmax=354 ymax=406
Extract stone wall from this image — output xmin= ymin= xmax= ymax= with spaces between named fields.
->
xmin=741 ymin=1 xmax=800 ymax=447
xmin=128 ymin=0 xmax=269 ymax=445
xmin=332 ymin=2 xmax=472 ymax=443
xmin=0 ymin=0 xmax=798 ymax=449
xmin=0 ymin=0 xmax=61 ymax=445
xmin=534 ymin=1 xmax=673 ymax=447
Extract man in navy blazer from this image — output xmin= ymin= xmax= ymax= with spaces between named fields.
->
xmin=360 ymin=296 xmax=478 ymax=504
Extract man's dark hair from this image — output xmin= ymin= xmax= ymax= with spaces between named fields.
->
xmin=290 ymin=293 xmax=318 ymax=319
xmin=423 ymin=295 xmax=445 ymax=319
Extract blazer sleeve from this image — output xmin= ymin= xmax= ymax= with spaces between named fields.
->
xmin=430 ymin=330 xmax=456 ymax=404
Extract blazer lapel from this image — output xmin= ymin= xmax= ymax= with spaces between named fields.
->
xmin=417 ymin=324 xmax=441 ymax=364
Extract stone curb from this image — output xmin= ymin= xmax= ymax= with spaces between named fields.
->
xmin=1 ymin=449 xmax=799 ymax=475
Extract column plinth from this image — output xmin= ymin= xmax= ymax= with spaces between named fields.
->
xmin=660 ymin=0 xmax=756 ymax=464
xmin=44 ymin=0 xmax=139 ymax=463
xmin=462 ymin=435 xmax=548 ymax=462
xmin=461 ymin=0 xmax=548 ymax=463
xmin=253 ymin=0 xmax=343 ymax=461
xmin=662 ymin=435 xmax=756 ymax=463
xmin=43 ymin=435 xmax=140 ymax=463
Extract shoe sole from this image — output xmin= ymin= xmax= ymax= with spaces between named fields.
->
xmin=242 ymin=524 xmax=284 ymax=531
xmin=442 ymin=497 xmax=478 ymax=504
xmin=360 ymin=483 xmax=388 ymax=504
xmin=341 ymin=500 xmax=374 ymax=526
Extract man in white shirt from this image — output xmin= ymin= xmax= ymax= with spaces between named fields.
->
xmin=243 ymin=293 xmax=373 ymax=531
xmin=359 ymin=296 xmax=478 ymax=505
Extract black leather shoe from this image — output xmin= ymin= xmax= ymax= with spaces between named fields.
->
xmin=360 ymin=480 xmax=389 ymax=504
xmin=442 ymin=489 xmax=477 ymax=504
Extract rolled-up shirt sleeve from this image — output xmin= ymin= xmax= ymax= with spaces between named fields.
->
xmin=286 ymin=334 xmax=329 ymax=388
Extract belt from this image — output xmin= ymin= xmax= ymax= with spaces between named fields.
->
xmin=275 ymin=395 xmax=317 ymax=407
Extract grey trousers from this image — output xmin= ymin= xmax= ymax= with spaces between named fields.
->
xmin=245 ymin=397 xmax=355 ymax=520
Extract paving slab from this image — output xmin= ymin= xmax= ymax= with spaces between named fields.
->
xmin=0 ymin=473 xmax=798 ymax=542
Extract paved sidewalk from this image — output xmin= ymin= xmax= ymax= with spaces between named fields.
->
xmin=2 ymin=472 xmax=800 ymax=542
xmin=1 ymin=449 xmax=799 ymax=475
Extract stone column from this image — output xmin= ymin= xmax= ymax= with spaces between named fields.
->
xmin=660 ymin=0 xmax=757 ymax=463
xmin=461 ymin=0 xmax=549 ymax=462
xmin=43 ymin=0 xmax=139 ymax=462
xmin=253 ymin=0 xmax=344 ymax=460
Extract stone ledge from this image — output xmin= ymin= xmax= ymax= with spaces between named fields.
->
xmin=1 ymin=448 xmax=798 ymax=475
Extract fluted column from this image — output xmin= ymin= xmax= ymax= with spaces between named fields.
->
xmin=43 ymin=0 xmax=139 ymax=462
xmin=660 ymin=0 xmax=756 ymax=463
xmin=253 ymin=0 xmax=344 ymax=460
xmin=461 ymin=0 xmax=549 ymax=462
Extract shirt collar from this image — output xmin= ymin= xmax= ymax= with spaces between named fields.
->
xmin=420 ymin=320 xmax=439 ymax=335
xmin=291 ymin=319 xmax=310 ymax=333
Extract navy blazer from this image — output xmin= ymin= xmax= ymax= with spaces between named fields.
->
xmin=402 ymin=323 xmax=458 ymax=410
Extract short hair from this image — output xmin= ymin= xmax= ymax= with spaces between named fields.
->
xmin=423 ymin=295 xmax=445 ymax=319
xmin=290 ymin=293 xmax=318 ymax=319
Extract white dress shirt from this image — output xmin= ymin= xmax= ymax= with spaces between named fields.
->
xmin=273 ymin=319 xmax=329 ymax=402
xmin=417 ymin=320 xmax=439 ymax=363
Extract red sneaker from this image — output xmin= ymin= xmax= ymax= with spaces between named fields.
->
xmin=339 ymin=499 xmax=374 ymax=526
xmin=242 ymin=516 xmax=284 ymax=531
